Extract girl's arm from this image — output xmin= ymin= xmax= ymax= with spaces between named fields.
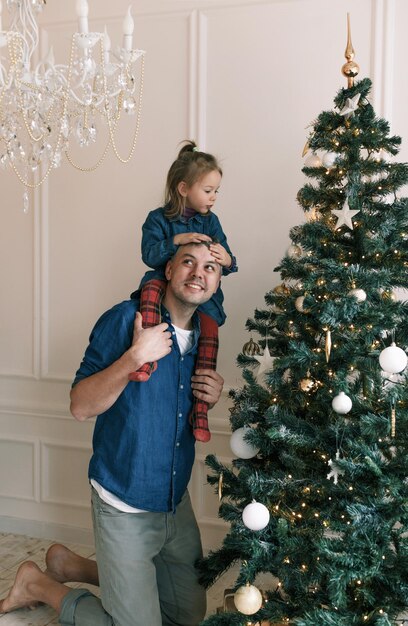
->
xmin=141 ymin=210 xmax=178 ymax=269
xmin=208 ymin=213 xmax=238 ymax=276
xmin=141 ymin=209 xmax=212 ymax=268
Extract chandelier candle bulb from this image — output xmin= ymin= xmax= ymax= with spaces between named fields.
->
xmin=123 ymin=5 xmax=134 ymax=51
xmin=103 ymin=26 xmax=111 ymax=63
xmin=44 ymin=47 xmax=55 ymax=69
xmin=76 ymin=0 xmax=89 ymax=34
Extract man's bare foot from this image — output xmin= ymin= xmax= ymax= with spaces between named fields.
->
xmin=45 ymin=544 xmax=99 ymax=586
xmin=0 ymin=561 xmax=43 ymax=613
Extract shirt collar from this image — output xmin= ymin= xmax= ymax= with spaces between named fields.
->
xmin=161 ymin=305 xmax=200 ymax=335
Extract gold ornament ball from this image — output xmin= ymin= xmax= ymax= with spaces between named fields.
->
xmin=234 ymin=584 xmax=263 ymax=615
xmin=273 ymin=284 xmax=290 ymax=295
xmin=381 ymin=290 xmax=397 ymax=302
xmin=287 ymin=244 xmax=302 ymax=258
xmin=300 ymin=377 xmax=316 ymax=393
xmin=242 ymin=338 xmax=261 ymax=356
xmin=304 ymin=152 xmax=322 ymax=168
xmin=341 ymin=60 xmax=360 ymax=81
xmin=295 ymin=295 xmax=309 ymax=313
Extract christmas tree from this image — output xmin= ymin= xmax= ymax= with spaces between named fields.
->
xmin=198 ymin=20 xmax=408 ymax=626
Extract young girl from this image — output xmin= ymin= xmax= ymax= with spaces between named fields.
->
xmin=130 ymin=141 xmax=237 ymax=442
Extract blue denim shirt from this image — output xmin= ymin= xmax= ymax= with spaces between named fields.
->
xmin=137 ymin=206 xmax=238 ymax=326
xmin=73 ymin=298 xmax=199 ymax=513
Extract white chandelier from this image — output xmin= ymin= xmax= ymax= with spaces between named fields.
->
xmin=0 ymin=0 xmax=145 ymax=204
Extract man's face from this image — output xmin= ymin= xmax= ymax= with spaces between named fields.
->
xmin=165 ymin=244 xmax=221 ymax=308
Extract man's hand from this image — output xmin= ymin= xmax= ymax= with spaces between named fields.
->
xmin=129 ymin=312 xmax=172 ymax=369
xmin=191 ymin=369 xmax=224 ymax=408
xmin=70 ymin=312 xmax=173 ymax=422
xmin=173 ymin=232 xmax=212 ymax=246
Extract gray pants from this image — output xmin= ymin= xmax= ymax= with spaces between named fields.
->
xmin=59 ymin=489 xmax=206 ymax=626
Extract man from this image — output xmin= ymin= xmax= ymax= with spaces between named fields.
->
xmin=0 ymin=242 xmax=224 ymax=626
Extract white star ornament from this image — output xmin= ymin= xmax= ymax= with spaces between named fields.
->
xmin=339 ymin=93 xmax=361 ymax=119
xmin=332 ymin=200 xmax=360 ymax=230
xmin=254 ymin=344 xmax=275 ymax=380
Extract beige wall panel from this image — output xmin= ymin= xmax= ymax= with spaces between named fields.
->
xmin=0 ymin=438 xmax=37 ymax=500
xmin=203 ymin=0 xmax=373 ymax=387
xmin=392 ymin=1 xmax=408 ymax=163
xmin=41 ymin=441 xmax=92 ymax=507
xmin=191 ymin=454 xmax=230 ymax=550
xmin=44 ymin=11 xmax=192 ymax=379
xmin=0 ymin=178 xmax=35 ymax=376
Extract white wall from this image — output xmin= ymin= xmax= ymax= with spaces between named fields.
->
xmin=0 ymin=0 xmax=405 ymax=549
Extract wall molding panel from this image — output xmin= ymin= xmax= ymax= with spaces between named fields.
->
xmin=40 ymin=440 xmax=92 ymax=508
xmin=0 ymin=436 xmax=39 ymax=501
xmin=370 ymin=0 xmax=396 ymax=121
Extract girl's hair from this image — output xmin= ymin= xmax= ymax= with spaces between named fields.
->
xmin=164 ymin=140 xmax=222 ymax=219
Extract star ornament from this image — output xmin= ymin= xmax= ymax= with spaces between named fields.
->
xmin=254 ymin=344 xmax=275 ymax=380
xmin=339 ymin=93 xmax=361 ymax=119
xmin=332 ymin=200 xmax=360 ymax=230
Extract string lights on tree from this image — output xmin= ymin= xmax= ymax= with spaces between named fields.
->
xmin=198 ymin=14 xmax=408 ymax=626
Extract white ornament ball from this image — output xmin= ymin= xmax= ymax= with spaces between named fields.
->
xmin=322 ymin=151 xmax=337 ymax=168
xmin=348 ymin=288 xmax=367 ymax=302
xmin=295 ymin=296 xmax=306 ymax=312
xmin=242 ymin=501 xmax=270 ymax=531
xmin=383 ymin=194 xmax=394 ymax=205
xmin=304 ymin=153 xmax=322 ymax=168
xmin=379 ymin=343 xmax=408 ymax=374
xmin=234 ymin=584 xmax=263 ymax=615
xmin=331 ymin=391 xmax=352 ymax=415
xmin=287 ymin=244 xmax=302 ymax=258
xmin=230 ymin=427 xmax=260 ymax=459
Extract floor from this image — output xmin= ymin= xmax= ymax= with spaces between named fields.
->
xmin=0 ymin=532 xmax=406 ymax=625
xmin=0 ymin=532 xmax=238 ymax=625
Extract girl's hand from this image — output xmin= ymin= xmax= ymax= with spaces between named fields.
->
xmin=173 ymin=232 xmax=212 ymax=246
xmin=209 ymin=243 xmax=231 ymax=267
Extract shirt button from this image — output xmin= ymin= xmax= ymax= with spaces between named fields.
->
xmin=173 ymin=471 xmax=176 ymax=476
xmin=178 ymin=413 xmax=182 ymax=418
xmin=172 ymin=331 xmax=176 ymax=336
xmin=180 ymin=384 xmax=184 ymax=389
xmin=176 ymin=442 xmax=180 ymax=447
xmin=181 ymin=357 xmax=184 ymax=362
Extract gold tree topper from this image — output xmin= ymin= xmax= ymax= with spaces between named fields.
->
xmin=341 ymin=13 xmax=360 ymax=87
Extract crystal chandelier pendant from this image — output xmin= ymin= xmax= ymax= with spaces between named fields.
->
xmin=22 ymin=190 xmax=29 ymax=214
xmin=123 ymin=96 xmax=137 ymax=115
xmin=0 ymin=0 xmax=146 ymax=191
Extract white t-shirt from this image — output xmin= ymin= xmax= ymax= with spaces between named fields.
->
xmin=91 ymin=324 xmax=194 ymax=513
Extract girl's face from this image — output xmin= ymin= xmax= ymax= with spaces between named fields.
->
xmin=179 ymin=170 xmax=222 ymax=214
